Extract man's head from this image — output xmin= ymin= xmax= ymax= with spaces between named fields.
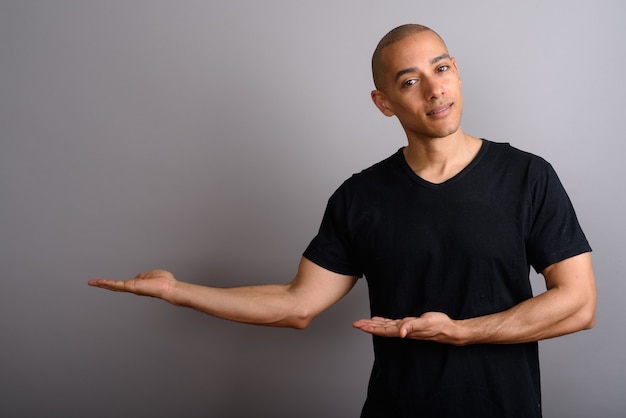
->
xmin=370 ymin=24 xmax=463 ymax=141
xmin=371 ymin=24 xmax=445 ymax=91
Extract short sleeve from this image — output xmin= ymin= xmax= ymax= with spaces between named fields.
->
xmin=303 ymin=185 xmax=364 ymax=277
xmin=526 ymin=159 xmax=591 ymax=272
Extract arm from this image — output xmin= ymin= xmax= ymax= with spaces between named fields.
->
xmin=353 ymin=252 xmax=596 ymax=345
xmin=88 ymin=257 xmax=358 ymax=330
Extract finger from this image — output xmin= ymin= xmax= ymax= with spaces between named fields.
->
xmin=352 ymin=320 xmax=380 ymax=330
xmin=352 ymin=319 xmax=369 ymax=328
xmin=87 ymin=279 xmax=129 ymax=292
xmin=368 ymin=317 xmax=396 ymax=326
xmin=399 ymin=323 xmax=411 ymax=338
xmin=399 ymin=318 xmax=422 ymax=338
xmin=87 ymin=279 xmax=113 ymax=288
xmin=353 ymin=317 xmax=394 ymax=329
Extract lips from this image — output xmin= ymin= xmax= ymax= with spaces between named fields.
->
xmin=426 ymin=103 xmax=453 ymax=117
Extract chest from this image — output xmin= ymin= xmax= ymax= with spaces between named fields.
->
xmin=354 ymin=180 xmax=529 ymax=264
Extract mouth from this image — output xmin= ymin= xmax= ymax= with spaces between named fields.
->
xmin=426 ymin=103 xmax=453 ymax=117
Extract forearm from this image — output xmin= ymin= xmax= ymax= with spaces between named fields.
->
xmin=166 ymin=281 xmax=309 ymax=329
xmin=89 ymin=258 xmax=357 ymax=330
xmin=355 ymin=253 xmax=598 ymax=345
xmin=455 ymin=253 xmax=596 ymax=345
xmin=454 ymin=285 xmax=596 ymax=345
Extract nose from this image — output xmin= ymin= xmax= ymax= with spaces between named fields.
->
xmin=422 ymin=75 xmax=444 ymax=100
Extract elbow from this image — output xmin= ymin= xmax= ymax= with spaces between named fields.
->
xmin=574 ymin=298 xmax=597 ymax=332
xmin=289 ymin=319 xmax=311 ymax=330
xmin=284 ymin=307 xmax=317 ymax=330
xmin=290 ymin=314 xmax=315 ymax=331
xmin=580 ymin=303 xmax=596 ymax=331
xmin=280 ymin=317 xmax=312 ymax=331
xmin=582 ymin=290 xmax=598 ymax=330
xmin=260 ymin=315 xmax=311 ymax=330
xmin=261 ymin=304 xmax=316 ymax=330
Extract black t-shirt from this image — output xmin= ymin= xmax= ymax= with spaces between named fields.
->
xmin=304 ymin=140 xmax=591 ymax=417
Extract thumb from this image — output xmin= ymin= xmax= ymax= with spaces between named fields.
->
xmin=399 ymin=321 xmax=413 ymax=338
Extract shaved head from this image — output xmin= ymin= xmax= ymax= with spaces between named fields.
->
xmin=372 ymin=24 xmax=447 ymax=90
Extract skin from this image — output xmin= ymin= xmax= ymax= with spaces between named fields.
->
xmin=88 ymin=28 xmax=597 ymax=345
xmin=89 ymin=258 xmax=357 ymax=330
xmin=371 ymin=30 xmax=482 ymax=183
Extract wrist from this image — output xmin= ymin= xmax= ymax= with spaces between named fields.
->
xmin=450 ymin=319 xmax=472 ymax=346
xmin=163 ymin=280 xmax=184 ymax=306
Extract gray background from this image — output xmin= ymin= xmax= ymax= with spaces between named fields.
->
xmin=1 ymin=1 xmax=624 ymax=417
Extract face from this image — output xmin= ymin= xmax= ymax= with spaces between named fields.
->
xmin=372 ymin=31 xmax=463 ymax=141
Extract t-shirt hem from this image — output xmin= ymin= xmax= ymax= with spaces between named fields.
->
xmin=302 ymin=248 xmax=363 ymax=277
xmin=533 ymin=242 xmax=592 ymax=273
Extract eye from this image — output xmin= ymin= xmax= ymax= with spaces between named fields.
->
xmin=437 ymin=65 xmax=450 ymax=72
xmin=403 ymin=78 xmax=418 ymax=88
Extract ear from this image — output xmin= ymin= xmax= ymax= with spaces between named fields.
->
xmin=371 ymin=90 xmax=395 ymax=117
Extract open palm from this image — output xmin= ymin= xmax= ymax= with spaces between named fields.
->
xmin=88 ymin=269 xmax=176 ymax=299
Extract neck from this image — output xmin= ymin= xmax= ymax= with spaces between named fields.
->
xmin=403 ymin=129 xmax=482 ymax=184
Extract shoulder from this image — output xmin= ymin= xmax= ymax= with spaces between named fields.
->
xmin=481 ymin=140 xmax=568 ymax=205
xmin=483 ymin=139 xmax=555 ymax=174
xmin=323 ymin=149 xmax=406 ymax=210
xmin=339 ymin=149 xmax=405 ymax=191
xmin=484 ymin=139 xmax=545 ymax=162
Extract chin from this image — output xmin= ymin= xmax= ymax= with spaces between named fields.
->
xmin=428 ymin=125 xmax=461 ymax=139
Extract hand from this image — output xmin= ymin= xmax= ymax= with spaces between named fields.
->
xmin=353 ymin=312 xmax=462 ymax=344
xmin=88 ymin=269 xmax=177 ymax=300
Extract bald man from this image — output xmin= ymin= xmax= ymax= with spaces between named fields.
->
xmin=90 ymin=24 xmax=596 ymax=417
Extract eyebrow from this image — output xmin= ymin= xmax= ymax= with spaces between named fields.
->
xmin=394 ymin=53 xmax=451 ymax=82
